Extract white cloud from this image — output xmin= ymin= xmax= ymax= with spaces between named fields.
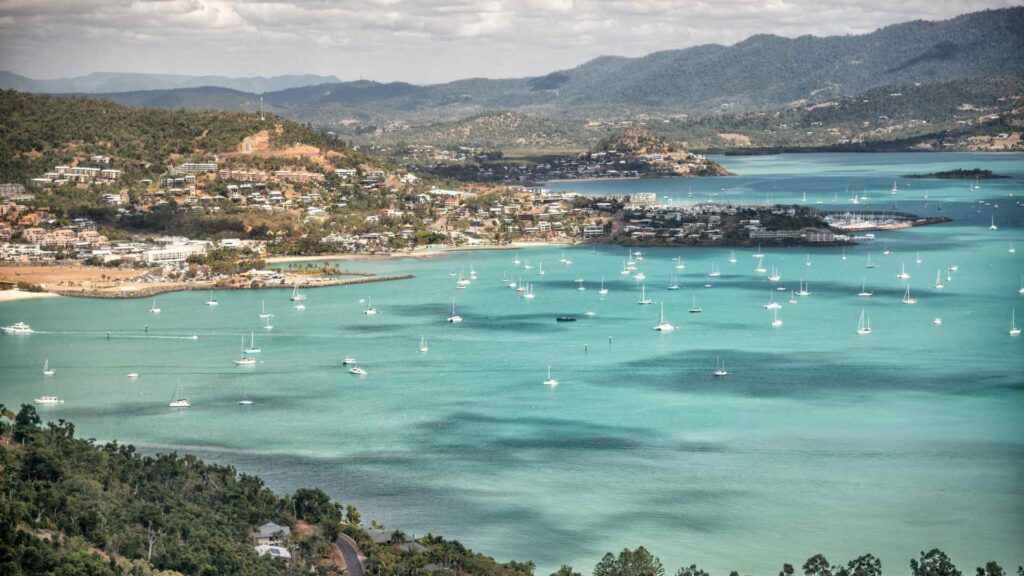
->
xmin=0 ymin=0 xmax=1017 ymax=82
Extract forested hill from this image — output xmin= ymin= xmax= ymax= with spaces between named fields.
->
xmin=0 ymin=90 xmax=364 ymax=184
xmin=70 ymin=7 xmax=1024 ymax=123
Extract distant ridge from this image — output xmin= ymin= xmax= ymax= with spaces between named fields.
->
xmin=0 ymin=71 xmax=342 ymax=94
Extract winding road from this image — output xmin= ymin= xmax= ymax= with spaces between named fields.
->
xmin=333 ymin=533 xmax=365 ymax=576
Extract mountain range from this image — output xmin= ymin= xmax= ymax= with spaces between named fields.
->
xmin=0 ymin=71 xmax=341 ymax=94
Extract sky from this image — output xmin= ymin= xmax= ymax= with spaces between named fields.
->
xmin=0 ymin=0 xmax=1019 ymax=84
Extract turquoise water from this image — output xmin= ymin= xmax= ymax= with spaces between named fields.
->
xmin=2 ymin=152 xmax=1023 ymax=573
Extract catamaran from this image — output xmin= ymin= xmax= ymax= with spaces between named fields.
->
xmin=543 ymin=366 xmax=559 ymax=387
xmin=205 ymin=290 xmax=219 ymax=306
xmin=638 ymin=284 xmax=652 ymax=305
xmin=149 ymin=298 xmax=161 ymax=314
xmin=768 ymin=266 xmax=781 ymax=283
xmin=667 ymin=274 xmax=679 ymax=290
xmin=364 ymin=298 xmax=378 ymax=315
xmin=856 ymin=310 xmax=872 ymax=335
xmin=934 ymin=269 xmax=945 ymax=290
xmin=1010 ymin=309 xmax=1021 ymax=336
xmin=419 ymin=337 xmax=429 ymax=353
xmin=675 ymin=256 xmax=686 ymax=269
xmin=857 ymin=277 xmax=873 ymax=297
xmin=523 ymin=283 xmax=535 ymax=299
xmin=234 ymin=336 xmax=256 ymax=365
xmin=35 ymin=396 xmax=64 ymax=405
xmin=897 ymin=263 xmax=910 ymax=280
xmin=42 ymin=358 xmax=55 ymax=376
xmin=713 ymin=358 xmax=728 ymax=377
xmin=244 ymin=332 xmax=261 ymax=354
xmin=654 ymin=303 xmax=675 ymax=332
xmin=797 ymin=280 xmax=811 ymax=297
xmin=2 ymin=321 xmax=33 ymax=334
xmin=290 ymin=283 xmax=306 ymax=301
xmin=728 ymin=251 xmax=737 ymax=264
xmin=168 ymin=384 xmax=190 ymax=408
xmin=709 ymin=263 xmax=721 ymax=277
xmin=599 ymin=276 xmax=609 ymax=296
xmin=763 ymin=290 xmax=781 ymax=310
xmin=901 ymin=284 xmax=918 ymax=305
xmin=447 ymin=299 xmax=463 ymax=323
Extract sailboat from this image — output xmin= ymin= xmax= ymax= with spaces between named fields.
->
xmin=901 ymin=284 xmax=918 ymax=305
xmin=576 ymin=278 xmax=586 ymax=291
xmin=234 ymin=336 xmax=256 ymax=365
xmin=857 ymin=277 xmax=873 ymax=297
xmin=805 ymin=254 xmax=812 ymax=267
xmin=620 ymin=260 xmax=631 ymax=275
xmin=989 ymin=215 xmax=998 ymax=231
xmin=149 ymin=298 xmax=161 ymax=314
xmin=897 ymin=263 xmax=910 ymax=280
xmin=515 ymin=277 xmax=527 ymax=292
xmin=915 ymin=252 xmax=922 ymax=264
xmin=364 ymin=298 xmax=377 ymax=315
xmin=753 ymin=244 xmax=764 ymax=258
xmin=1010 ymin=244 xmax=1017 ymax=254
xmin=728 ymin=250 xmax=737 ymax=264
xmin=419 ymin=336 xmax=429 ymax=353
xmin=259 ymin=300 xmax=273 ymax=319
xmin=543 ymin=366 xmax=559 ymax=387
xmin=709 ymin=262 xmax=721 ymax=277
xmin=856 ymin=310 xmax=872 ymax=335
xmin=513 ymin=252 xmax=521 ymax=265
xmin=538 ymin=262 xmax=545 ymax=276
xmin=771 ymin=308 xmax=783 ymax=327
xmin=754 ymin=258 xmax=767 ymax=273
xmin=763 ymin=290 xmax=781 ymax=310
xmin=447 ymin=299 xmax=463 ymax=323
xmin=559 ymin=251 xmax=567 ymax=264
xmin=35 ymin=395 xmax=64 ymax=404
xmin=891 ymin=180 xmax=899 ymax=195
xmin=713 ymin=358 xmax=728 ymax=377
xmin=768 ymin=265 xmax=781 ymax=283
xmin=169 ymin=382 xmax=190 ymax=407
xmin=638 ymin=284 xmax=652 ymax=305
xmin=689 ymin=293 xmax=702 ymax=313
xmin=841 ymin=247 xmax=847 ymax=260
xmin=675 ymin=256 xmax=686 ymax=269
xmin=882 ymin=242 xmax=891 ymax=256
xmin=598 ymin=276 xmax=609 ymax=296
xmin=523 ymin=283 xmax=535 ymax=299
xmin=1019 ymin=273 xmax=1024 ymax=295
xmin=704 ymin=274 xmax=713 ymax=288
xmin=788 ymin=290 xmax=798 ymax=304
xmin=244 ymin=332 xmax=261 ymax=354
xmin=205 ymin=290 xmax=218 ymax=306
xmin=42 ymin=358 xmax=55 ymax=376
xmin=523 ymin=259 xmax=533 ymax=270
xmin=1011 ymin=309 xmax=1021 ymax=336
xmin=290 ymin=283 xmax=306 ymax=301
xmin=667 ymin=274 xmax=679 ymax=290
xmin=654 ymin=303 xmax=675 ymax=331
xmin=797 ymin=280 xmax=811 ymax=297
xmin=261 ymin=313 xmax=273 ymax=330
xmin=238 ymin=381 xmax=254 ymax=406
xmin=633 ymin=271 xmax=646 ymax=281
xmin=934 ymin=269 xmax=945 ymax=290
xmin=456 ymin=269 xmax=470 ymax=288
xmin=866 ymin=253 xmax=877 ymax=269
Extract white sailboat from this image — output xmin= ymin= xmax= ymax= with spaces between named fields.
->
xmin=538 ymin=261 xmax=545 ymax=275
xmin=901 ymin=284 xmax=918 ymax=305
xmin=259 ymin=300 xmax=273 ymax=319
xmin=238 ymin=381 xmax=254 ymax=406
xmin=543 ymin=366 xmax=559 ymax=387
xmin=456 ymin=269 xmax=470 ymax=288
xmin=419 ymin=336 xmax=429 ymax=353
xmin=713 ymin=358 xmax=729 ymax=377
xmin=866 ymin=253 xmax=877 ymax=269
xmin=841 ymin=247 xmax=847 ymax=260
xmin=675 ymin=256 xmax=686 ymax=269
xmin=763 ymin=290 xmax=781 ymax=310
xmin=633 ymin=271 xmax=646 ymax=281
xmin=857 ymin=277 xmax=873 ymax=297
xmin=513 ymin=252 xmax=521 ymax=265
xmin=523 ymin=283 xmax=535 ymax=299
xmin=523 ymin=259 xmax=533 ymax=270
xmin=753 ymin=244 xmax=764 ymax=258
xmin=771 ymin=308 xmax=783 ymax=327
xmin=856 ymin=310 xmax=872 ymax=335
xmin=1019 ymin=273 xmax=1024 ymax=295
xmin=915 ymin=252 xmax=922 ymax=264
xmin=620 ymin=260 xmax=631 ymax=275
xmin=882 ymin=242 xmax=891 ymax=256
xmin=234 ymin=336 xmax=256 ymax=365
xmin=598 ymin=276 xmax=609 ymax=296
xmin=934 ymin=269 xmax=945 ymax=290
xmin=709 ymin=262 xmax=721 ymax=277
xmin=244 ymin=331 xmax=261 ymax=354
xmin=42 ymin=358 xmax=55 ymax=376
xmin=754 ymin=259 xmax=767 ymax=273
xmin=149 ymin=298 xmax=161 ymax=314
xmin=35 ymin=395 xmax=64 ymax=405
xmin=667 ymin=274 xmax=679 ymax=290
xmin=689 ymin=293 xmax=702 ymax=313
xmin=989 ymin=215 xmax=998 ymax=231
xmin=169 ymin=383 xmax=190 ymax=407
xmin=447 ymin=299 xmax=463 ymax=323
xmin=290 ymin=283 xmax=306 ymax=301
xmin=891 ymin=180 xmax=899 ymax=195
xmin=728 ymin=250 xmax=737 ymax=264
xmin=205 ymin=290 xmax=219 ymax=306
xmin=897 ymin=263 xmax=910 ymax=280
xmin=704 ymin=274 xmax=713 ymax=288
xmin=638 ymin=284 xmax=652 ymax=305
xmin=1011 ymin=309 xmax=1021 ymax=336
xmin=262 ymin=314 xmax=273 ymax=331
xmin=797 ymin=280 xmax=811 ymax=297
xmin=364 ymin=298 xmax=377 ymax=315
xmin=768 ymin=266 xmax=781 ymax=283
xmin=805 ymin=254 xmax=812 ymax=267
xmin=654 ymin=303 xmax=675 ymax=332
xmin=576 ymin=278 xmax=586 ymax=291
xmin=788 ymin=290 xmax=798 ymax=304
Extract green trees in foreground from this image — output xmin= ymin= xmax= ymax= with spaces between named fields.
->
xmin=0 ymin=404 xmax=1020 ymax=576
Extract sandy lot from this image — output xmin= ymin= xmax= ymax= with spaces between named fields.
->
xmin=0 ymin=264 xmax=147 ymax=292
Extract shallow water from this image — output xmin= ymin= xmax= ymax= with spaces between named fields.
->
xmin=2 ymin=152 xmax=1023 ymax=573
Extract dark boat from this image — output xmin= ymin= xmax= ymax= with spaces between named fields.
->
xmin=556 ymin=316 xmax=577 ymax=322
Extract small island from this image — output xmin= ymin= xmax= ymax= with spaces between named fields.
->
xmin=903 ymin=168 xmax=1009 ymax=179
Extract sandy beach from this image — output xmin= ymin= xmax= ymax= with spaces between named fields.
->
xmin=0 ymin=289 xmax=60 ymax=303
xmin=265 ymin=241 xmax=574 ymax=264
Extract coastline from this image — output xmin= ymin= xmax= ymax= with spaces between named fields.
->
xmin=265 ymin=241 xmax=574 ymax=264
xmin=0 ymin=290 xmax=60 ymax=303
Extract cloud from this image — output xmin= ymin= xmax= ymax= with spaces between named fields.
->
xmin=0 ymin=0 xmax=1017 ymax=82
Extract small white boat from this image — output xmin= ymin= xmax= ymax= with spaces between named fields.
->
xmin=709 ymin=263 xmax=721 ymax=278
xmin=933 ymin=318 xmax=943 ymax=326
xmin=934 ymin=269 xmax=944 ymax=290
xmin=882 ymin=243 xmax=891 ymax=256
xmin=149 ymin=298 xmax=161 ymax=314
xmin=1019 ymin=273 xmax=1024 ymax=295
xmin=901 ymin=284 xmax=918 ymax=305
xmin=42 ymin=358 xmax=55 ymax=376
xmin=523 ymin=259 xmax=533 ymax=270
xmin=419 ymin=336 xmax=429 ymax=353
xmin=523 ymin=283 xmax=535 ymax=299
xmin=364 ymin=298 xmax=377 ymax=315
xmin=841 ymin=247 xmax=847 ymax=260
xmin=1010 ymin=244 xmax=1017 ymax=254
xmin=713 ymin=358 xmax=728 ymax=377
xmin=127 ymin=372 xmax=140 ymax=379
xmin=866 ymin=253 xmax=877 ymax=269
xmin=896 ymin=263 xmax=910 ymax=280
xmin=689 ymin=293 xmax=702 ymax=314
xmin=632 ymin=272 xmax=646 ymax=281
xmin=637 ymin=284 xmax=652 ymax=305
xmin=728 ymin=251 xmax=737 ymax=264
xmin=584 ymin=311 xmax=596 ymax=317
xmin=577 ymin=279 xmax=586 ymax=291
xmin=259 ymin=301 xmax=273 ymax=319
xmin=290 ymin=283 xmax=306 ymax=301
xmin=234 ymin=336 xmax=256 ymax=365
xmin=538 ymin=262 xmax=545 ymax=276
xmin=667 ymin=274 xmax=679 ymax=290
xmin=950 ymin=265 xmax=959 ymax=273
xmin=915 ymin=252 xmax=922 ymax=265
xmin=342 ymin=357 xmax=358 ymax=365
xmin=294 ymin=303 xmax=306 ymax=310
xmin=348 ymin=366 xmax=368 ymax=375
xmin=513 ymin=252 xmax=521 ymax=265
xmin=238 ymin=382 xmax=254 ymax=406
xmin=543 ymin=366 xmax=559 ymax=387
xmin=598 ymin=276 xmax=608 ymax=296
xmin=788 ymin=290 xmax=798 ymax=304
xmin=857 ymin=277 xmax=873 ymax=297
xmin=168 ymin=384 xmax=189 ymax=408
xmin=654 ymin=303 xmax=675 ymax=332
xmin=35 ymin=396 xmax=64 ymax=405
xmin=676 ymin=256 xmax=687 ymax=269
xmin=988 ymin=215 xmax=998 ymax=231
xmin=771 ymin=308 xmax=783 ymax=327
xmin=856 ymin=309 xmax=872 ymax=335
xmin=763 ymin=290 xmax=781 ymax=310
xmin=805 ymin=254 xmax=812 ymax=267
xmin=797 ymin=280 xmax=811 ymax=297
xmin=2 ymin=321 xmax=33 ymax=334
xmin=205 ymin=290 xmax=219 ymax=306
xmin=447 ymin=299 xmax=463 ymax=323
xmin=704 ymin=275 xmax=712 ymax=288
xmin=754 ymin=260 xmax=767 ymax=274
xmin=753 ymin=245 xmax=764 ymax=258
xmin=244 ymin=331 xmax=261 ymax=354
xmin=1011 ymin=309 xmax=1021 ymax=337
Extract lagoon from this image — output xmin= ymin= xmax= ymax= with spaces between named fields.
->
xmin=2 ymin=152 xmax=1023 ymax=573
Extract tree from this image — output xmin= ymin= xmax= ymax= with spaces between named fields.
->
xmin=345 ymin=504 xmax=361 ymax=526
xmin=803 ymin=555 xmax=832 ymax=576
xmin=977 ymin=563 xmax=1005 ymax=576
xmin=553 ymin=565 xmax=582 ymax=576
xmin=911 ymin=550 xmax=962 ymax=576
xmin=676 ymin=564 xmax=710 ymax=576
xmin=836 ymin=555 xmax=881 ymax=576
xmin=593 ymin=547 xmax=665 ymax=576
xmin=780 ymin=564 xmax=796 ymax=576
xmin=13 ymin=403 xmax=41 ymax=443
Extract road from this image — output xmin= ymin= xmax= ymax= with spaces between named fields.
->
xmin=333 ymin=533 xmax=365 ymax=576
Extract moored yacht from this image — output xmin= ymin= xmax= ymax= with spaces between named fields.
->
xmin=168 ymin=384 xmax=190 ymax=408
xmin=244 ymin=332 xmax=261 ymax=354
xmin=348 ymin=366 xmax=368 ymax=375
xmin=598 ymin=276 xmax=608 ymax=296
xmin=857 ymin=277 xmax=873 ymax=297
xmin=205 ymin=290 xmax=219 ymax=306
xmin=364 ymin=298 xmax=377 ymax=315
xmin=543 ymin=366 xmax=559 ymax=387
xmin=771 ymin=308 xmax=783 ymax=327
xmin=290 ymin=283 xmax=306 ymax=301
xmin=638 ymin=284 xmax=652 ymax=305
xmin=896 ymin=263 xmax=910 ymax=280
xmin=713 ymin=358 xmax=728 ymax=377
xmin=234 ymin=336 xmax=256 ymax=365
xmin=1011 ymin=309 xmax=1021 ymax=337
xmin=934 ymin=269 xmax=945 ymax=290
xmin=419 ymin=337 xmax=429 ymax=353
xmin=689 ymin=293 xmax=702 ymax=313
xmin=149 ymin=298 xmax=161 ymax=314
xmin=447 ymin=299 xmax=463 ymax=323
xmin=42 ymin=358 xmax=55 ymax=376
xmin=856 ymin=310 xmax=872 ymax=335
xmin=901 ymin=284 xmax=918 ymax=305
xmin=654 ymin=303 xmax=675 ymax=332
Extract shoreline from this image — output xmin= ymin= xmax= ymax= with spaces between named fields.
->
xmin=49 ymin=274 xmax=415 ymax=299
xmin=265 ymin=241 xmax=574 ymax=264
xmin=0 ymin=290 xmax=61 ymax=303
